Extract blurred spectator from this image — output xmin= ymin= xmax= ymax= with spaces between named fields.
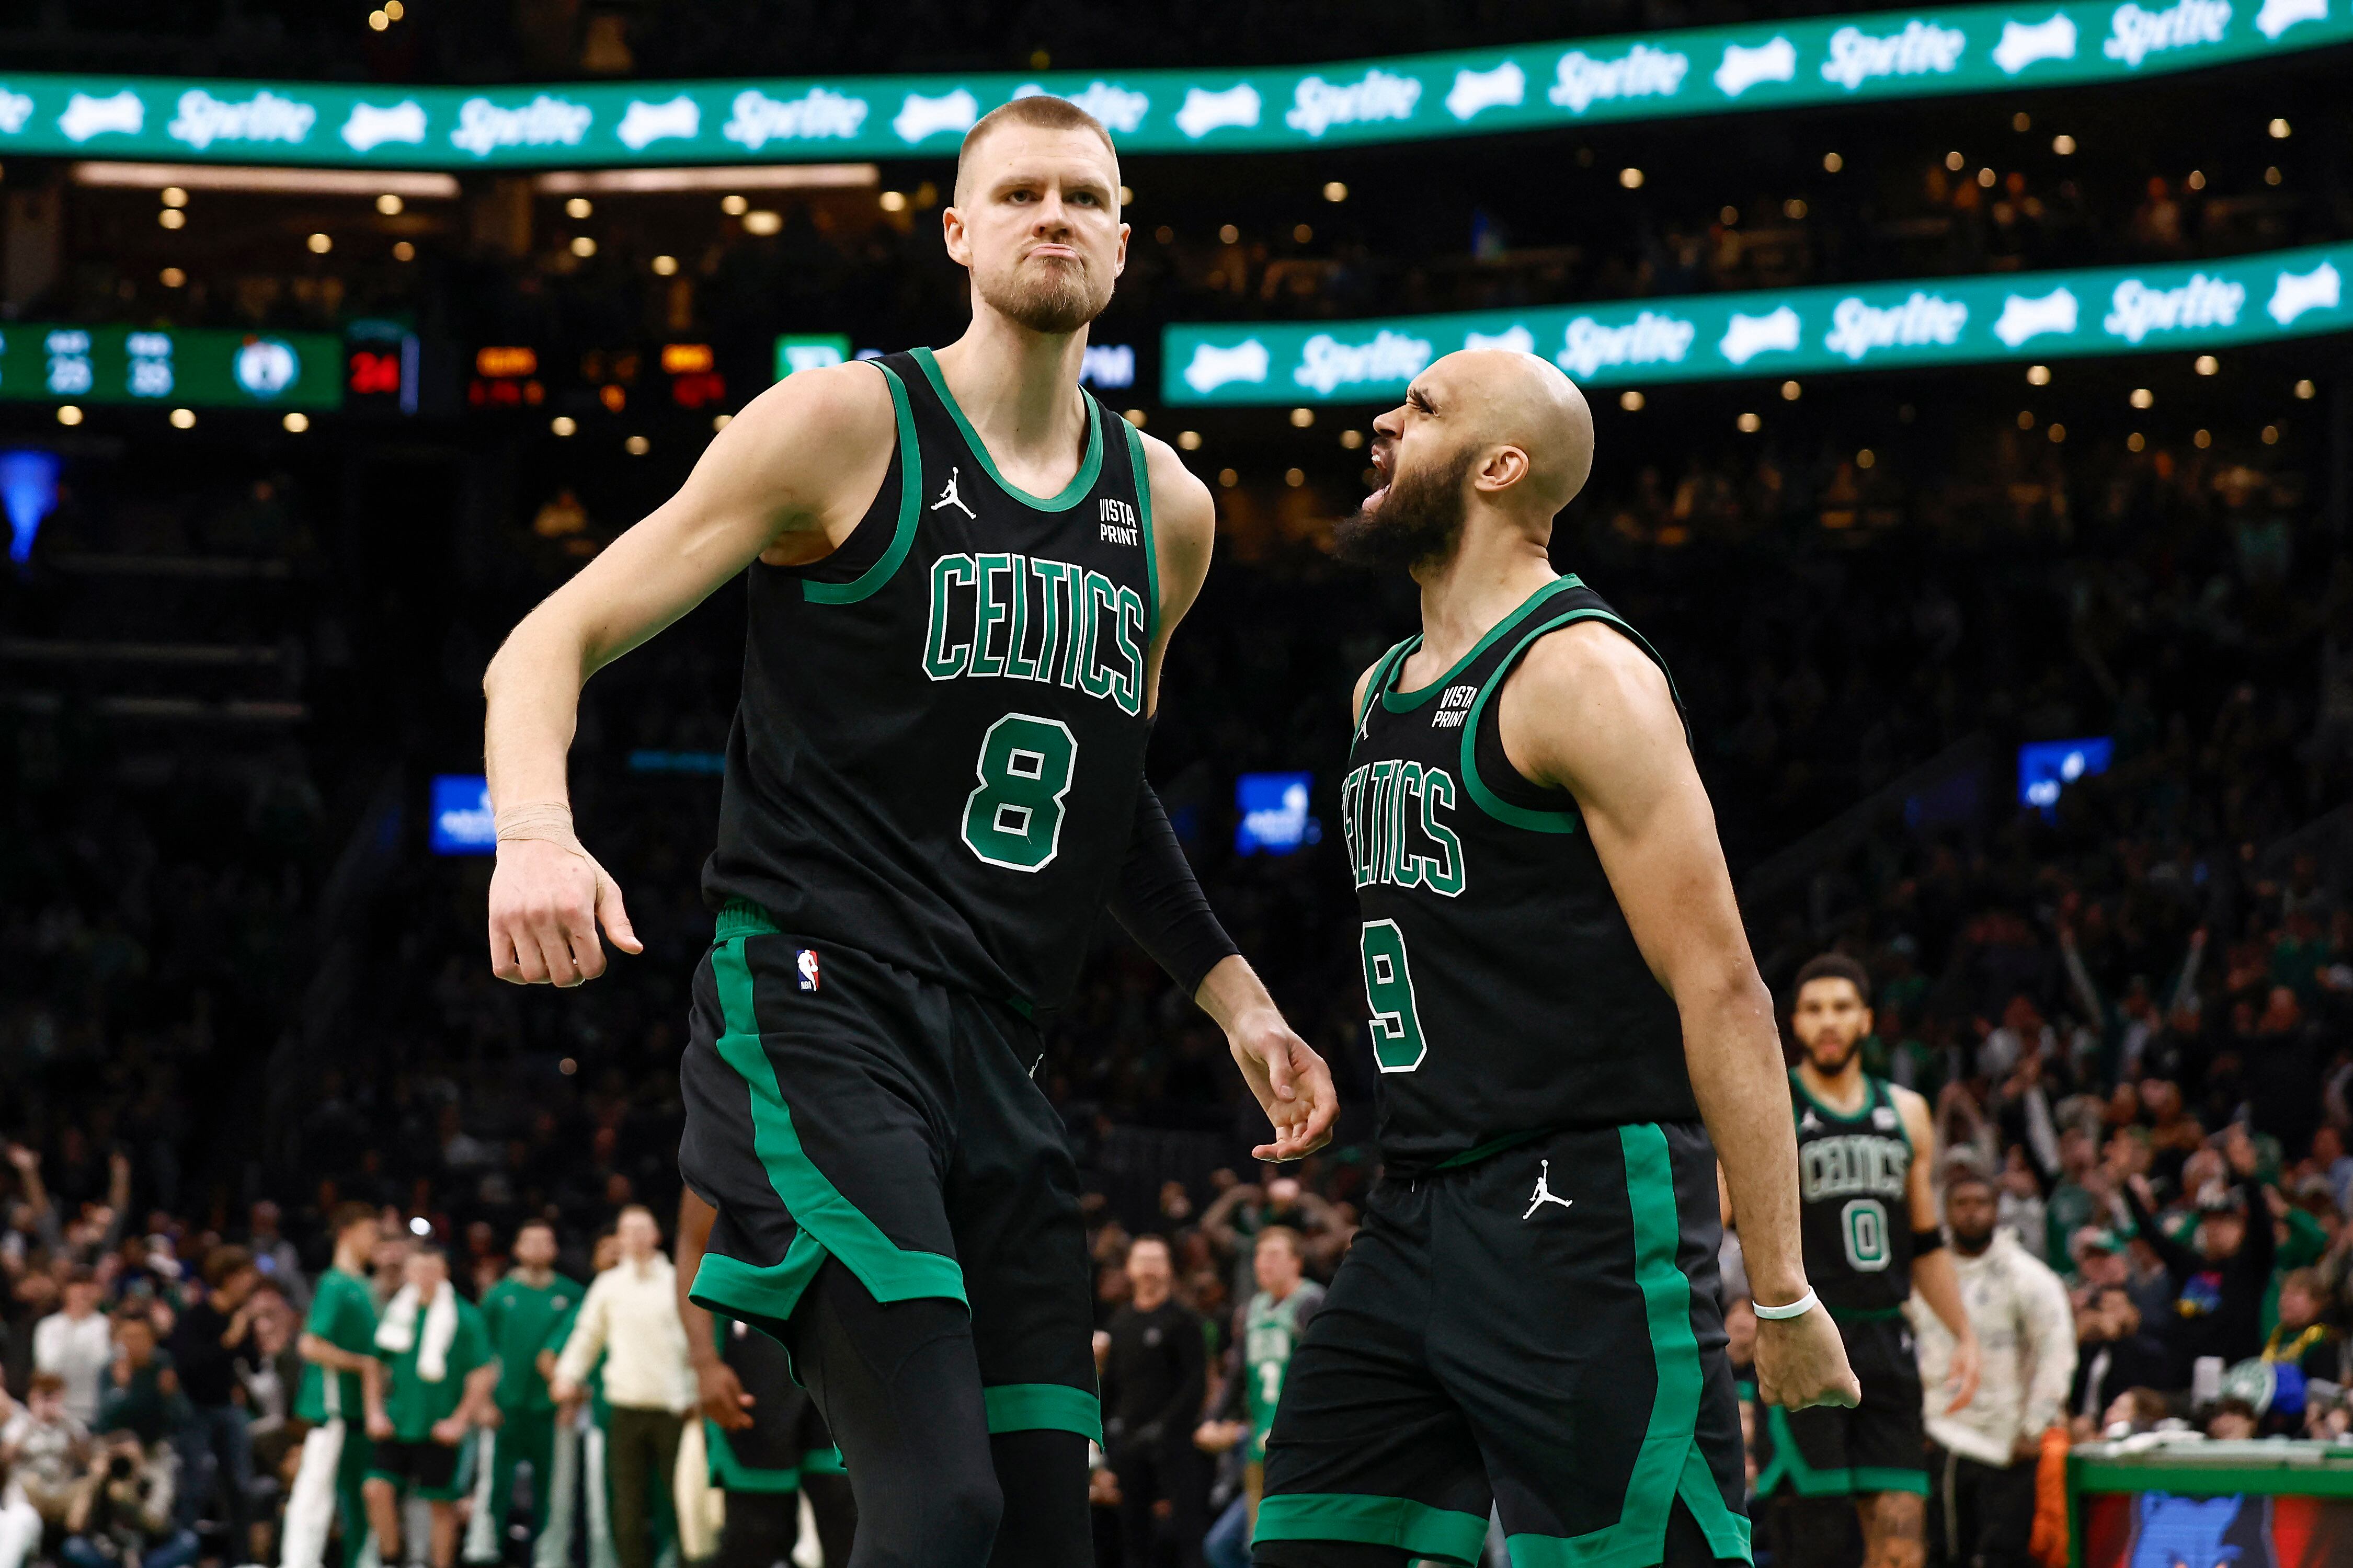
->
xmin=550 ymin=1207 xmax=691 ymax=1568
xmin=1102 ymin=1235 xmax=1209 ymax=1568
xmin=95 ymin=1314 xmax=188 ymax=1450
xmin=2119 ymin=1127 xmax=2276 ymax=1386
xmin=362 ymin=1249 xmax=497 ymax=1568
xmin=2068 ymin=1289 xmax=2168 ymax=1440
xmin=34 ymin=1271 xmax=113 ymax=1429
xmin=170 ymin=1247 xmax=264 ymax=1547
xmin=62 ymin=1427 xmax=192 ymax=1568
xmin=3 ymin=1372 xmax=93 ymax=1550
xmin=1911 ymin=1169 xmax=2074 ymax=1568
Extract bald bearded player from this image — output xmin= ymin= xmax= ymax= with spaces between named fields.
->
xmin=1251 ymin=352 xmax=1858 ymax=1568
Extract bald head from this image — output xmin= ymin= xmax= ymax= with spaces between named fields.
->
xmin=1339 ymin=350 xmax=1596 ymax=575
xmin=1419 ymin=350 xmax=1595 ymax=517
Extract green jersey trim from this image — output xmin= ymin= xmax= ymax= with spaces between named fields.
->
xmin=1121 ymin=418 xmax=1160 ymax=651
xmin=909 ymin=346 xmax=1102 ymax=512
xmin=1252 ymin=1493 xmax=1492 ymax=1563
xmin=1378 ymin=575 xmax=1581 ymax=713
xmin=802 ymin=1446 xmax=846 ymax=1476
xmin=1790 ymin=1072 xmax=1911 ymax=1154
xmin=694 ymin=933 xmax=969 ymax=1313
xmin=980 ymin=1382 xmax=1103 ymax=1443
xmin=1457 ymin=604 xmax=1686 ymax=832
xmin=1354 ymin=639 xmax=1415 ymax=734
xmin=803 ymin=362 xmax=922 ymax=605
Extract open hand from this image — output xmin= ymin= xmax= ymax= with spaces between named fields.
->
xmin=1943 ymin=1332 xmax=1983 ymax=1415
xmin=1226 ymin=1008 xmax=1338 ymax=1162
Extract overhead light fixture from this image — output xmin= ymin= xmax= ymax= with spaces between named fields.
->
xmin=533 ymin=165 xmax=877 ymax=196
xmin=74 ymin=162 xmax=459 ymax=198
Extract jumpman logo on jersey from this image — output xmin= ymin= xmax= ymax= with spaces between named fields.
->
xmin=1522 ymin=1160 xmax=1575 ymax=1220
xmin=932 ymin=466 xmax=976 ymax=519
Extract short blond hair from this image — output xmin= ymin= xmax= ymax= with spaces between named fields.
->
xmin=955 ymin=96 xmax=1117 ymax=206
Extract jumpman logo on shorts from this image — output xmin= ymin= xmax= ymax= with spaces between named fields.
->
xmin=1522 ymin=1159 xmax=1575 ymax=1220
xmin=932 ymin=466 xmax=976 ymax=518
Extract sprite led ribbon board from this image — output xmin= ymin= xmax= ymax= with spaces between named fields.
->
xmin=1 ymin=0 xmax=2346 ymax=168
xmin=1161 ymin=242 xmax=2351 ymax=404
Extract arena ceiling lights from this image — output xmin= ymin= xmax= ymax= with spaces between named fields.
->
xmin=1160 ymin=242 xmax=2351 ymax=403
xmin=3 ymin=0 xmax=2347 ymax=169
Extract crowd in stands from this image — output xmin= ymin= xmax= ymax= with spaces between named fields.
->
xmin=4 ymin=379 xmax=2348 ymax=1565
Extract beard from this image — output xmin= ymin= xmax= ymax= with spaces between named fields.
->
xmin=977 ymin=254 xmax=1112 ymax=335
xmin=1332 ymin=447 xmax=1472 ymax=574
xmin=1806 ymin=1033 xmax=1863 ymax=1076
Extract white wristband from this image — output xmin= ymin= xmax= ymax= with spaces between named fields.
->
xmin=1753 ymin=1288 xmax=1820 ymax=1322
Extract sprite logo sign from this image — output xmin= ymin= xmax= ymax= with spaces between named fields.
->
xmin=0 ymin=0 xmax=2344 ymax=168
xmin=1162 ymin=242 xmax=2353 ymax=403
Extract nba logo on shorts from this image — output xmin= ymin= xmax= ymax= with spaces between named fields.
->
xmin=796 ymin=948 xmax=821 ymax=991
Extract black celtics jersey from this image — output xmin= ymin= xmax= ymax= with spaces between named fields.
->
xmin=702 ymin=347 xmax=1158 ymax=1011
xmin=1342 ymin=575 xmax=1699 ymax=1173
xmin=1791 ymin=1072 xmax=1915 ymax=1315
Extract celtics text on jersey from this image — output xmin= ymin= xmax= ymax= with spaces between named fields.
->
xmin=702 ymin=347 xmax=1160 ymax=1010
xmin=1791 ymin=1072 xmax=1916 ymax=1315
xmin=1343 ymin=575 xmax=1699 ymax=1171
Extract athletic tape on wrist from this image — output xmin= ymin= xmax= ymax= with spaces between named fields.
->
xmin=494 ymin=802 xmax=582 ymax=851
xmin=1753 ymin=1287 xmax=1820 ymax=1322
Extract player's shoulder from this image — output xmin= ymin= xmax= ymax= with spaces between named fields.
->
xmin=1512 ymin=614 xmax=1672 ymax=709
xmin=728 ymin=357 xmax=897 ymax=454
xmin=1886 ymin=1080 xmax=1934 ymax=1135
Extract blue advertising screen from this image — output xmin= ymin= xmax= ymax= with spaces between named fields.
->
xmin=1236 ymin=772 xmax=1320 ymax=856
xmin=2017 ymin=737 xmax=2112 ymax=813
xmin=429 ymin=774 xmax=496 ymax=854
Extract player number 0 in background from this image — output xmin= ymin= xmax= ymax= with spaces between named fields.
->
xmin=1841 ymin=1196 xmax=1890 ymax=1272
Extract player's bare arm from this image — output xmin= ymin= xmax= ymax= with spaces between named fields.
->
xmin=1896 ymin=1083 xmax=1981 ymax=1412
xmin=480 ymin=360 xmax=895 ymax=987
xmin=1144 ymin=434 xmax=1336 ymax=1161
xmin=1501 ymin=622 xmax=1859 ymax=1412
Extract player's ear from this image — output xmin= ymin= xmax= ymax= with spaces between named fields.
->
xmin=942 ymin=204 xmax=971 ymax=267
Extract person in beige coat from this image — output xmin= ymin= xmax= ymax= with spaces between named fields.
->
xmin=1909 ymin=1169 xmax=2075 ymax=1568
xmin=550 ymin=1208 xmax=693 ymax=1568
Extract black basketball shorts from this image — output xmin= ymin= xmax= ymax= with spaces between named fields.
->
xmin=367 ymin=1437 xmax=465 ymax=1502
xmin=678 ymin=901 xmax=1099 ymax=1446
xmin=1255 ymin=1121 xmax=1750 ymax=1567
xmin=1753 ymin=1313 xmax=1927 ymax=1498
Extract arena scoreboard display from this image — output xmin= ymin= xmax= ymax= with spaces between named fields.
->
xmin=0 ymin=324 xmax=343 ymax=411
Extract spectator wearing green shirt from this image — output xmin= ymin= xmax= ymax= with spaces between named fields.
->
xmin=362 ymin=1247 xmax=498 ymax=1568
xmin=464 ymin=1221 xmax=582 ymax=1565
xmin=280 ymin=1203 xmax=381 ymax=1568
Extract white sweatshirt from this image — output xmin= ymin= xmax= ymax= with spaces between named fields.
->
xmin=553 ymin=1254 xmax=694 ymax=1414
xmin=1907 ymin=1230 xmax=2077 ymax=1467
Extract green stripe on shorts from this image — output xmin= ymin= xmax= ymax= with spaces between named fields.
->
xmin=981 ymin=1383 xmax=1103 ymax=1444
xmin=703 ymin=1421 xmax=801 ymax=1494
xmin=1503 ymin=1125 xmax=1751 ymax=1567
xmin=691 ymin=930 xmax=966 ymax=1327
xmin=1252 ymin=1493 xmax=1492 ymax=1565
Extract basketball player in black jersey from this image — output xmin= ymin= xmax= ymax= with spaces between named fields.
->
xmin=479 ymin=96 xmax=1337 ymax=1568
xmin=1252 ymin=349 xmax=1857 ymax=1568
xmin=1744 ymin=955 xmax=1978 ymax=1568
